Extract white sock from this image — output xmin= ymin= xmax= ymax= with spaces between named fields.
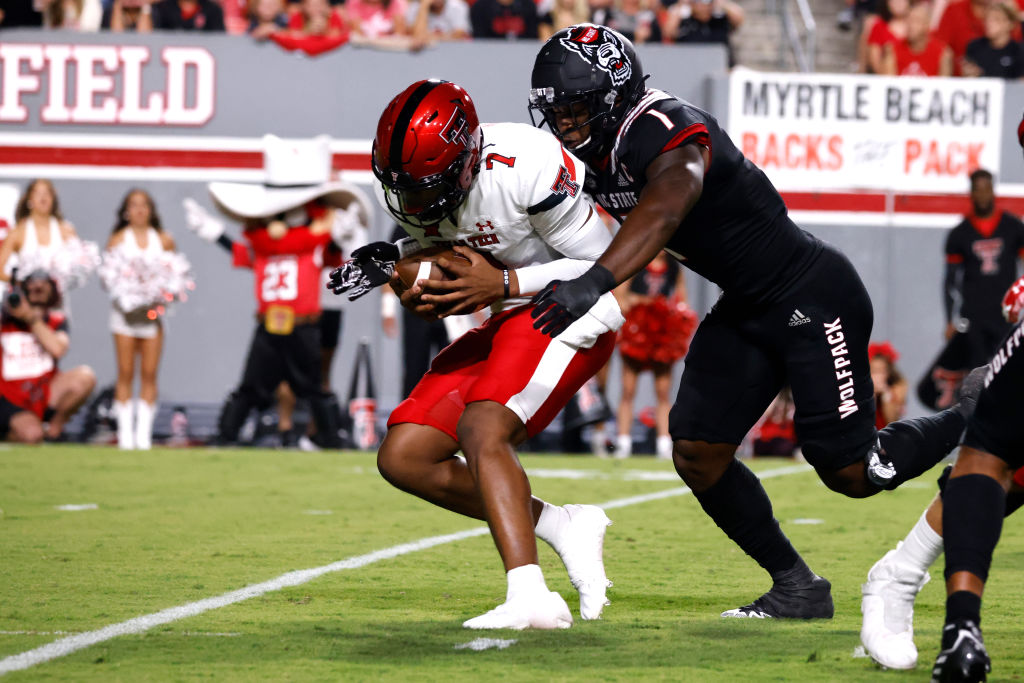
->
xmin=135 ymin=400 xmax=155 ymax=450
xmin=534 ymin=501 xmax=570 ymax=549
xmin=656 ymin=435 xmax=673 ymax=460
xmin=115 ymin=401 xmax=134 ymax=450
xmin=506 ymin=564 xmax=547 ymax=601
xmin=893 ymin=509 xmax=944 ymax=576
xmin=616 ymin=434 xmax=632 ymax=458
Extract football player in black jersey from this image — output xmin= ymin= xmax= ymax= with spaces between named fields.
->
xmin=526 ymin=23 xmax=982 ymax=620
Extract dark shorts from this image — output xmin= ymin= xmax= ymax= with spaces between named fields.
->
xmin=320 ymin=309 xmax=343 ymax=350
xmin=239 ymin=323 xmax=323 ymax=406
xmin=670 ymin=245 xmax=878 ymax=471
xmin=962 ymin=322 xmax=1024 ymax=468
xmin=0 ymin=395 xmax=31 ymax=438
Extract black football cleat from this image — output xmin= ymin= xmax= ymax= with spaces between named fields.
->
xmin=721 ymin=575 xmax=834 ymax=619
xmin=932 ymin=620 xmax=990 ymax=683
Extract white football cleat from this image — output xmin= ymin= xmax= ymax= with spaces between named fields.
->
xmin=860 ymin=546 xmax=930 ymax=670
xmin=554 ymin=504 xmax=613 ymax=620
xmin=462 ymin=591 xmax=573 ymax=630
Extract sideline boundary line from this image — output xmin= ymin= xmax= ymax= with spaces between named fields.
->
xmin=0 ymin=463 xmax=812 ymax=675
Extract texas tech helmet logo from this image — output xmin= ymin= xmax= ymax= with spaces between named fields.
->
xmin=439 ymin=106 xmax=468 ymax=144
xmin=560 ymin=25 xmax=632 ymax=87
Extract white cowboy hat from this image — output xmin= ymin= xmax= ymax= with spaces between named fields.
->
xmin=208 ymin=134 xmax=372 ymax=223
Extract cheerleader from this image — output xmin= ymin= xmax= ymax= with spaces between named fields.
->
xmin=0 ymin=179 xmax=79 ymax=283
xmin=614 ymin=252 xmax=696 ymax=460
xmin=105 ymin=189 xmax=177 ymax=450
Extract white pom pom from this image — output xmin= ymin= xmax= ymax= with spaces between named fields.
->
xmin=98 ymin=247 xmax=196 ymax=319
xmin=16 ymin=238 xmax=101 ymax=291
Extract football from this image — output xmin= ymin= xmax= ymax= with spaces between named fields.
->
xmin=392 ymin=246 xmax=471 ymax=294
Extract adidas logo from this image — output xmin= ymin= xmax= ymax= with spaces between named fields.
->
xmin=617 ymin=174 xmax=629 ymax=187
xmin=788 ymin=309 xmax=811 ymax=327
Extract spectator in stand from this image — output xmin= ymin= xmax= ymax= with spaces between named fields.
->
xmin=882 ymin=2 xmax=953 ymax=75
xmin=0 ymin=180 xmax=79 ymax=286
xmin=586 ymin=0 xmax=661 ymax=44
xmin=272 ymin=0 xmax=349 ymax=55
xmin=868 ymin=341 xmax=907 ymax=428
xmin=0 ymin=270 xmax=96 ymax=444
xmin=151 ymin=0 xmax=225 ymax=29
xmin=963 ymin=2 xmax=1024 ymax=78
xmin=936 ymin=0 xmax=1024 ymax=74
xmin=587 ymin=0 xmax=614 ymax=25
xmin=102 ymin=0 xmax=154 ymax=31
xmin=39 ymin=0 xmax=103 ymax=30
xmin=0 ymin=0 xmax=44 ymax=27
xmin=247 ymin=0 xmax=288 ymax=38
xmin=470 ymin=0 xmax=540 ymax=39
xmin=407 ymin=0 xmax=470 ymax=42
xmin=345 ymin=0 xmax=412 ymax=41
xmin=750 ymin=388 xmax=797 ymax=458
xmin=859 ymin=0 xmax=910 ymax=74
xmin=539 ymin=0 xmax=590 ymax=40
xmin=664 ymin=0 xmax=744 ymax=67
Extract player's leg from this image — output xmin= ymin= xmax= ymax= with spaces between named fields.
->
xmin=652 ymin=361 xmax=673 ymax=460
xmin=134 ymin=326 xmax=163 ymax=450
xmin=45 ymin=365 xmax=97 ymax=439
xmin=783 ymin=246 xmax=967 ymax=497
xmin=615 ymin=357 xmax=639 ymax=459
xmin=669 ymin=306 xmax=832 ymax=619
xmin=112 ymin=333 xmax=137 ymax=450
xmin=933 ymin=328 xmax=1023 ymax=682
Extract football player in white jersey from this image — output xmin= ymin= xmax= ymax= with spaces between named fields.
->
xmin=330 ymin=79 xmax=622 ymax=630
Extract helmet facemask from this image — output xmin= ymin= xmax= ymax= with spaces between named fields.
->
xmin=529 ymin=86 xmax=622 ymax=160
xmin=373 ymin=143 xmax=475 ymax=229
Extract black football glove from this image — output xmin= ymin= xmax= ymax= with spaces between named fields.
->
xmin=326 ymin=241 xmax=400 ymax=301
xmin=530 ymin=264 xmax=616 ymax=338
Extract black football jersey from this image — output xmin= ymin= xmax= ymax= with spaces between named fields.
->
xmin=585 ymin=89 xmax=823 ymax=304
xmin=945 ymin=211 xmax=1024 ymax=324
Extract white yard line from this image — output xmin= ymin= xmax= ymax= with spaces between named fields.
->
xmin=0 ymin=463 xmax=812 ymax=675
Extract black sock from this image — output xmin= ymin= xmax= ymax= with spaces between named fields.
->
xmin=943 ymin=474 xmax=1005 ymax=584
xmin=946 ymin=590 xmax=982 ymax=626
xmin=877 ymin=409 xmax=965 ymax=490
xmin=692 ymin=459 xmax=811 ymax=581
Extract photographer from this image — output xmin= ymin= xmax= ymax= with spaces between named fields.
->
xmin=0 ymin=270 xmax=95 ymax=443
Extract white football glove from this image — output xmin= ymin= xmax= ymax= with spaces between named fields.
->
xmin=183 ymin=198 xmax=225 ymax=243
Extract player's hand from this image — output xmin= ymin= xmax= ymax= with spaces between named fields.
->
xmin=531 ymin=264 xmax=617 ymax=337
xmin=182 ymin=198 xmax=225 ymax=242
xmin=417 ymin=246 xmax=501 ymax=316
xmin=326 ymin=241 xmax=399 ymax=301
xmin=398 ymin=280 xmax=442 ymax=321
xmin=1003 ymin=275 xmax=1024 ymax=324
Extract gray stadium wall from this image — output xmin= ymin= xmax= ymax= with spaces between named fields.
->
xmin=0 ymin=31 xmax=1018 ymax=421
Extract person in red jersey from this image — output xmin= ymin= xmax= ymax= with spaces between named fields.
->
xmin=883 ymin=3 xmax=953 ymax=75
xmin=0 ymin=270 xmax=95 ymax=443
xmin=185 ymin=135 xmax=371 ymax=448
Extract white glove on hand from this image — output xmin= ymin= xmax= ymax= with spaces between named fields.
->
xmin=183 ymin=198 xmax=225 ymax=243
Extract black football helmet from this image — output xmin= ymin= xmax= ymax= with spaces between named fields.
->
xmin=529 ymin=24 xmax=647 ymax=160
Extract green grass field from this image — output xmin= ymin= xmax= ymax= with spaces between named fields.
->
xmin=1 ymin=446 xmax=1022 ymax=682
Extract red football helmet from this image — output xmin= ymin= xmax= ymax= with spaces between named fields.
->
xmin=372 ymin=79 xmax=483 ymax=228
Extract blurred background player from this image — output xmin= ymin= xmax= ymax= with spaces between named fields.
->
xmin=920 ymin=169 xmax=1024 ymax=411
xmin=0 ymin=270 xmax=96 ymax=443
xmin=528 ymin=23 xmax=980 ymax=620
xmin=330 ymin=79 xmax=621 ymax=629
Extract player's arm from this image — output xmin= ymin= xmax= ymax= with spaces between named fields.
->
xmin=531 ymin=144 xmax=706 ymax=336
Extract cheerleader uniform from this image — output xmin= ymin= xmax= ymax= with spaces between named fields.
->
xmin=109 ymin=227 xmax=164 ymax=339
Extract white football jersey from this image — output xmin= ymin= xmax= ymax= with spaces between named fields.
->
xmin=378 ymin=122 xmax=623 ymax=346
